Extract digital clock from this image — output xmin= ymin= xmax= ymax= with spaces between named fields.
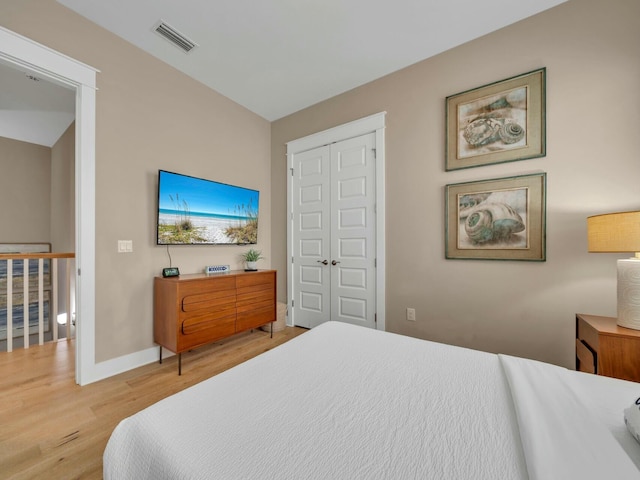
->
xmin=162 ymin=267 xmax=180 ymax=277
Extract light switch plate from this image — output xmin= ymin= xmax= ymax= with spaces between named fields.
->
xmin=117 ymin=240 xmax=133 ymax=253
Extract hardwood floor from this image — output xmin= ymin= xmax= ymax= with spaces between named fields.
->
xmin=0 ymin=326 xmax=307 ymax=479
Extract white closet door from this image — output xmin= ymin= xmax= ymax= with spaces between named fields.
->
xmin=330 ymin=133 xmax=376 ymax=329
xmin=291 ymin=133 xmax=376 ymax=329
xmin=292 ymin=146 xmax=331 ymax=329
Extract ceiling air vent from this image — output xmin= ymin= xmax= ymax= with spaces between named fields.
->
xmin=153 ymin=20 xmax=198 ymax=53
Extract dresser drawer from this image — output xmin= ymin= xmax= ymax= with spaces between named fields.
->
xmin=179 ymin=276 xmax=236 ymax=294
xmin=237 ymin=286 xmax=274 ymax=307
xmin=236 ymin=301 xmax=276 ymax=331
xmin=236 ymin=271 xmax=274 ymax=289
xmin=180 ymin=310 xmax=236 ymax=350
xmin=182 ymin=290 xmax=236 ymax=313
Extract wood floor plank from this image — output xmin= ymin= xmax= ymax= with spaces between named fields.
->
xmin=0 ymin=326 xmax=306 ymax=479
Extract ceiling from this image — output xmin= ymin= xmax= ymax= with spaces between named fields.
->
xmin=56 ymin=0 xmax=566 ymax=121
xmin=0 ymin=61 xmax=75 ymax=147
xmin=1 ymin=0 xmax=567 ymax=148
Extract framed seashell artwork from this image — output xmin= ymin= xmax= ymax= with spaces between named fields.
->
xmin=445 ymin=173 xmax=546 ymax=261
xmin=445 ymin=68 xmax=546 ymax=171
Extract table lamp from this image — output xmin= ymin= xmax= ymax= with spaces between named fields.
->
xmin=587 ymin=211 xmax=640 ymax=329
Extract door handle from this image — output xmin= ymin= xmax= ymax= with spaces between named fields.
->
xmin=317 ymin=260 xmax=328 ymax=265
xmin=331 ymin=260 xmax=341 ymax=266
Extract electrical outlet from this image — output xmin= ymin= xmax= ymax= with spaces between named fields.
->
xmin=406 ymin=307 xmax=416 ymax=321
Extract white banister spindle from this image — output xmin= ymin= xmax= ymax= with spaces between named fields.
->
xmin=52 ymin=258 xmax=58 ymax=342
xmin=7 ymin=259 xmax=13 ymax=353
xmin=1 ymin=253 xmax=75 ymax=352
xmin=23 ymin=259 xmax=29 ymax=349
xmin=38 ymin=258 xmax=44 ymax=345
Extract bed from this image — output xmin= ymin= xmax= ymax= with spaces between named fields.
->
xmin=104 ymin=321 xmax=640 ymax=479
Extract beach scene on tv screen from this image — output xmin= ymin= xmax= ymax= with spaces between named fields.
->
xmin=157 ymin=171 xmax=259 ymax=245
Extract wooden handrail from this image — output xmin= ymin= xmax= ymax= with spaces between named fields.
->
xmin=0 ymin=253 xmax=75 ymax=260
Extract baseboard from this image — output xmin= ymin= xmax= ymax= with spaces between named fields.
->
xmin=83 ymin=345 xmax=174 ymax=385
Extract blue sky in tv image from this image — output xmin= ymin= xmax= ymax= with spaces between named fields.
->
xmin=157 ymin=170 xmax=260 ymax=245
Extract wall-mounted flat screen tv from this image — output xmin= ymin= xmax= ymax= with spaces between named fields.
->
xmin=156 ymin=170 xmax=260 ymax=245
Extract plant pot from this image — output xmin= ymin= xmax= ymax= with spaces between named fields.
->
xmin=246 ymin=261 xmax=257 ymax=271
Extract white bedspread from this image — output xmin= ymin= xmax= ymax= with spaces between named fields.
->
xmin=104 ymin=322 xmax=640 ymax=479
xmin=499 ymin=354 xmax=640 ymax=480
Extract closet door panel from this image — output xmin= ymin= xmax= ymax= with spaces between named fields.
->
xmin=292 ymin=146 xmax=331 ymax=329
xmin=330 ymin=133 xmax=377 ymax=329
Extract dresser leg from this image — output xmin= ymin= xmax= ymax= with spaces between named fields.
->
xmin=270 ymin=321 xmax=273 ymax=339
xmin=178 ymin=353 xmax=182 ymax=376
xmin=159 ymin=346 xmax=163 ymax=364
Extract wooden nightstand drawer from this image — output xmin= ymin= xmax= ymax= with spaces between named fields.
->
xmin=576 ymin=313 xmax=640 ymax=382
xmin=575 ymin=339 xmax=595 ymax=374
xmin=576 ymin=315 xmax=599 ymax=352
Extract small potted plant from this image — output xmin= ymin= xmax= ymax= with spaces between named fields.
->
xmin=241 ymin=248 xmax=264 ymax=271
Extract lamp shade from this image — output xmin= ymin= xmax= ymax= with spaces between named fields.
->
xmin=587 ymin=210 xmax=640 ymax=329
xmin=587 ymin=211 xmax=640 ymax=253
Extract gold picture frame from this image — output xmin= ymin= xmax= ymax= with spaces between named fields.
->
xmin=445 ymin=68 xmax=546 ymax=171
xmin=445 ymin=173 xmax=546 ymax=261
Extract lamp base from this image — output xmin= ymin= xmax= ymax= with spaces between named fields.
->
xmin=617 ymin=258 xmax=640 ymax=330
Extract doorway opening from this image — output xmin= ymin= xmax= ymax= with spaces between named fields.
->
xmin=0 ymin=26 xmax=97 ymax=385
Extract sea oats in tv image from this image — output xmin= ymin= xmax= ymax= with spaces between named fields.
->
xmin=156 ymin=170 xmax=260 ymax=245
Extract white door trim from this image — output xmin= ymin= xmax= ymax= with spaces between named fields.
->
xmin=0 ymin=26 xmax=98 ymax=385
xmin=286 ymin=112 xmax=386 ymax=331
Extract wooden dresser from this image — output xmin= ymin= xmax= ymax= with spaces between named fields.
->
xmin=575 ymin=313 xmax=640 ymax=382
xmin=154 ymin=270 xmax=276 ymax=374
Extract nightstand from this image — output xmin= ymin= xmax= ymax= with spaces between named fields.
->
xmin=576 ymin=313 xmax=640 ymax=382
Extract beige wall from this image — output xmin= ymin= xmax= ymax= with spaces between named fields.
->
xmin=1 ymin=0 xmax=272 ymax=362
xmin=50 ymin=122 xmax=75 ymax=253
xmin=272 ymin=0 xmax=640 ymax=368
xmin=2 ymin=0 xmax=638 ymax=371
xmin=0 ymin=136 xmax=51 ymax=243
xmin=0 ymin=127 xmax=73 ymax=330
xmin=50 ymin=123 xmax=76 ymax=319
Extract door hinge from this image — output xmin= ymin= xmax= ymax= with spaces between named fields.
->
xmin=374 ymin=258 xmax=377 ymax=268
xmin=375 ymin=313 xmax=377 ymax=325
xmin=290 ymin=167 xmax=294 ymax=176
xmin=292 ymin=256 xmax=294 ymax=263
xmin=292 ymin=299 xmax=295 ymax=307
xmin=372 ymin=148 xmax=377 ymax=159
